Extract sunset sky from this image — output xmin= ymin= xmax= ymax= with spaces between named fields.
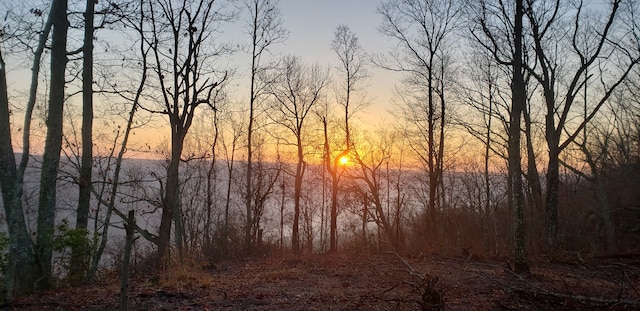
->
xmin=271 ymin=0 xmax=398 ymax=124
xmin=131 ymin=0 xmax=401 ymax=151
xmin=3 ymin=0 xmax=402 ymax=155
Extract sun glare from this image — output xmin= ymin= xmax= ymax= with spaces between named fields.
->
xmin=339 ymin=156 xmax=349 ymax=165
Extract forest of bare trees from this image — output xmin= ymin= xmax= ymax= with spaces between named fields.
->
xmin=0 ymin=0 xmax=639 ymax=305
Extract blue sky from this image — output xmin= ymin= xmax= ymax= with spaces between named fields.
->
xmin=1 ymin=0 xmax=399 ymax=152
xmin=273 ymin=0 xmax=398 ymax=124
xmin=277 ymin=0 xmax=386 ymax=60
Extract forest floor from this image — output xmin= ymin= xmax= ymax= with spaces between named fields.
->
xmin=5 ymin=252 xmax=640 ymax=310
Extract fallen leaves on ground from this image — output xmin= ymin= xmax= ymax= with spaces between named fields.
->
xmin=5 ymin=252 xmax=640 ymax=310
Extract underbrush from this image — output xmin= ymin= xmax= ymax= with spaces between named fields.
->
xmin=155 ymin=257 xmax=215 ymax=292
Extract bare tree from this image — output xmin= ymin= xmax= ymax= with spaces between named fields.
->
xmin=139 ymin=0 xmax=232 ymax=265
xmin=523 ymin=0 xmax=640 ymax=251
xmin=377 ymin=0 xmax=463 ymax=249
xmin=268 ymin=55 xmax=329 ymax=255
xmin=0 ymin=43 xmax=38 ymax=301
xmin=221 ymin=111 xmax=244 ymax=255
xmin=564 ymin=125 xmax=616 ymax=253
xmin=67 ymin=0 xmax=137 ymax=283
xmin=455 ymin=49 xmax=509 ymax=255
xmin=472 ymin=0 xmax=529 ymax=273
xmin=508 ymin=0 xmax=528 ymax=272
xmin=594 ymin=77 xmax=640 ymax=247
xmin=204 ymin=104 xmax=222 ymax=250
xmin=248 ymin=141 xmax=283 ymax=249
xmin=0 ymin=0 xmax=56 ymax=297
xmin=82 ymin=0 xmax=158 ymax=282
xmin=35 ymin=0 xmax=69 ymax=288
xmin=243 ymin=0 xmax=287 ymax=253
xmin=69 ymin=0 xmax=95 ymax=284
xmin=324 ymin=24 xmax=369 ymax=252
xmin=563 ymin=84 xmax=637 ymax=253
xmin=351 ymin=127 xmax=399 ymax=249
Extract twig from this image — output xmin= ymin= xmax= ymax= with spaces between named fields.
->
xmin=385 ymin=251 xmax=444 ymax=311
xmin=387 ymin=251 xmax=425 ymax=281
xmin=505 ymin=268 xmax=640 ymax=307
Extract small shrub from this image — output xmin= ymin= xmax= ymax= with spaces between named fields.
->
xmin=157 ymin=257 xmax=213 ymax=292
xmin=52 ymin=219 xmax=92 ymax=278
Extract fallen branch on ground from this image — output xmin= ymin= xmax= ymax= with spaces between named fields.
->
xmin=380 ymin=251 xmax=444 ymax=311
xmin=504 ymin=267 xmax=640 ymax=308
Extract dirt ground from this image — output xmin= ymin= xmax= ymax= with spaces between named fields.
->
xmin=5 ymin=252 xmax=640 ymax=310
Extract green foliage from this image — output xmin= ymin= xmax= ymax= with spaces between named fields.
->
xmin=53 ymin=219 xmax=92 ymax=277
xmin=53 ymin=220 xmax=89 ymax=252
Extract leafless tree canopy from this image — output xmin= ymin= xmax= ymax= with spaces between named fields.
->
xmin=0 ymin=0 xmax=638 ymax=305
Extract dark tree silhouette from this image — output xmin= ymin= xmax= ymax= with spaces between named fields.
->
xmin=524 ymin=0 xmax=640 ymax=251
xmin=140 ymin=0 xmax=231 ymax=265
xmin=243 ymin=0 xmax=287 ymax=253
xmin=268 ymin=55 xmax=329 ymax=255
xmin=377 ymin=0 xmax=463 ymax=249
xmin=325 ymin=24 xmax=368 ymax=252
xmin=473 ymin=0 xmax=529 ymax=273
xmin=36 ymin=0 xmax=69 ymax=288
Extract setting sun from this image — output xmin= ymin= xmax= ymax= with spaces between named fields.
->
xmin=339 ymin=156 xmax=349 ymax=165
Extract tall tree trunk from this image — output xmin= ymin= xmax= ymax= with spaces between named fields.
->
xmin=322 ymin=117 xmax=347 ymax=253
xmin=362 ymin=196 xmax=368 ymax=247
xmin=204 ymin=157 xmax=215 ymax=249
xmin=330 ymin=174 xmax=339 ymax=252
xmin=292 ymin=137 xmax=305 ymax=255
xmin=224 ymin=146 xmax=236 ymax=254
xmin=245 ymin=109 xmax=254 ymax=254
xmin=120 ymin=211 xmax=135 ymax=311
xmin=544 ymin=144 xmax=560 ymax=251
xmin=280 ymin=174 xmax=285 ymax=251
xmin=244 ymin=0 xmax=259 ymax=255
xmin=70 ymin=0 xmax=95 ymax=283
xmin=371 ymin=188 xmax=395 ymax=248
xmin=157 ymin=131 xmax=185 ymax=265
xmin=427 ymin=61 xmax=438 ymax=243
xmin=0 ymin=1 xmax=55 ymax=296
xmin=173 ymin=150 xmax=185 ymax=260
xmin=36 ymin=0 xmax=69 ymax=289
xmin=205 ymin=112 xmax=219 ymax=249
xmin=320 ymin=168 xmax=325 ymax=251
xmin=87 ymin=13 xmax=148 ymax=279
xmin=524 ymin=107 xmax=543 ymax=252
xmin=484 ymin=81 xmax=494 ymax=255
xmin=436 ymin=67 xmax=447 ymax=250
xmin=146 ymin=0 xmax=227 ymax=265
xmin=0 ymin=49 xmax=37 ymax=300
xmin=509 ymin=0 xmax=529 ymax=274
